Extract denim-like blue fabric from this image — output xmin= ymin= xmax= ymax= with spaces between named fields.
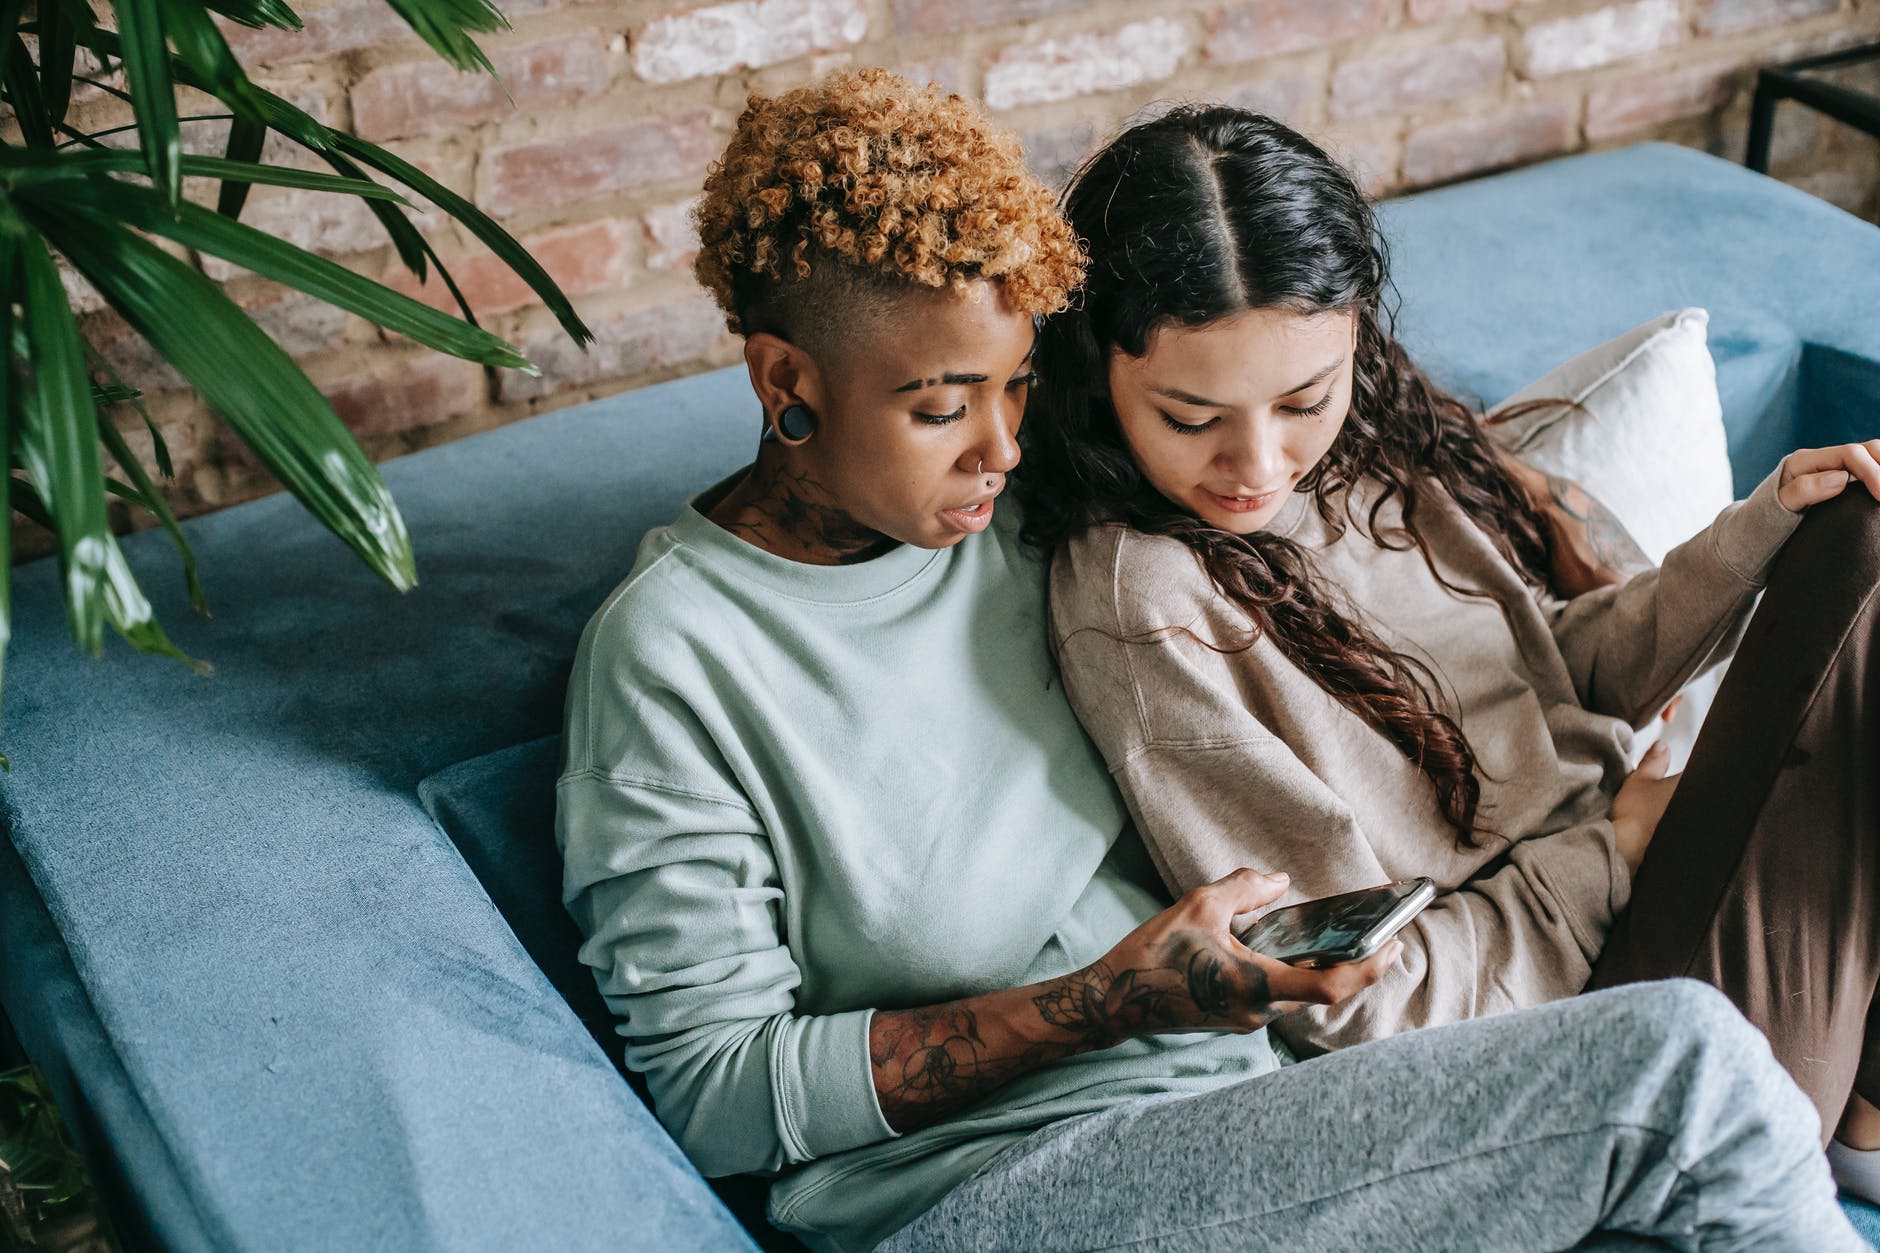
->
xmin=4 ymin=142 xmax=1879 ymax=1251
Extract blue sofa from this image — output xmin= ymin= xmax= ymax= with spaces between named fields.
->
xmin=3 ymin=142 xmax=1878 ymax=1251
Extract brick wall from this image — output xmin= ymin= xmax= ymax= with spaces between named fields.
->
xmin=19 ymin=0 xmax=1880 ymax=561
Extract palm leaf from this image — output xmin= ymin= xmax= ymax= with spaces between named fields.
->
xmin=5 ymin=34 xmax=55 ymax=149
xmin=378 ymin=0 xmax=504 ymax=74
xmin=0 ymin=148 xmax=412 ymax=202
xmin=26 ymin=201 xmax=418 ymax=590
xmin=156 ymin=0 xmax=271 ymax=125
xmin=112 ymin=0 xmax=183 ymax=207
xmin=35 ymin=0 xmax=77 ymax=128
xmin=8 ymin=220 xmax=111 ymax=653
xmin=30 ymin=177 xmax=531 ymax=370
xmin=333 ymin=133 xmax=593 ymax=344
xmin=203 ymin=0 xmax=301 ymax=31
xmin=96 ymin=402 xmax=208 ymax=614
xmin=10 ymin=473 xmax=210 ymax=671
xmin=314 ymin=145 xmax=428 ymax=282
xmin=84 ymin=332 xmax=174 ymax=480
xmin=217 ymin=114 xmax=266 ymax=219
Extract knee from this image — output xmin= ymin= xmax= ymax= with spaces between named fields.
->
xmin=1795 ymin=486 xmax=1880 ymax=571
xmin=1596 ymin=979 xmax=1765 ymax=1059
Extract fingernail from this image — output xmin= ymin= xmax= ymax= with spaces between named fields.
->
xmin=1647 ymin=742 xmax=1667 ymax=756
xmin=1265 ymin=871 xmax=1289 ymax=883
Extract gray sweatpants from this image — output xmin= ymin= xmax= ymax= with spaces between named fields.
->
xmin=879 ymin=982 xmax=1861 ymax=1252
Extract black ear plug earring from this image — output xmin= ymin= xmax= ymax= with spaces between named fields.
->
xmin=762 ymin=403 xmax=816 ymax=443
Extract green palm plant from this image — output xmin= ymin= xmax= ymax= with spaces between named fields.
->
xmin=0 ymin=0 xmax=593 ymax=764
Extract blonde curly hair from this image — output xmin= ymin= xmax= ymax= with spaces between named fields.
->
xmin=694 ymin=68 xmax=1085 ymax=352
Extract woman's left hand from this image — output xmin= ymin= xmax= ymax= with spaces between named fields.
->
xmin=1778 ymin=441 xmax=1880 ymax=512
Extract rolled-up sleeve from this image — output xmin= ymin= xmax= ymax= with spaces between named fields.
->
xmin=556 ymin=768 xmax=897 ymax=1177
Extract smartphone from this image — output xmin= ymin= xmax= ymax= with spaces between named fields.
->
xmin=1234 ymin=878 xmax=1436 ymax=968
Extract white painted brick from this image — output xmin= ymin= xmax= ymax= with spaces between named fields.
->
xmin=984 ymin=17 xmax=1191 ymax=110
xmin=1522 ymin=0 xmax=1682 ymax=78
xmin=644 ymin=196 xmax=702 ymax=271
xmin=632 ymin=0 xmax=869 ymax=85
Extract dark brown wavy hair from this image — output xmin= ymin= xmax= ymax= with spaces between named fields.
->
xmin=1018 ymin=106 xmax=1557 ymax=846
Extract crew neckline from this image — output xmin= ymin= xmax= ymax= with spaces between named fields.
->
xmin=668 ymin=471 xmax=948 ymax=604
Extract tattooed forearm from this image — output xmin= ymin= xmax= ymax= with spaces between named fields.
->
xmin=869 ymin=943 xmax=1281 ymax=1133
xmin=869 ymin=1002 xmax=1055 ymax=1131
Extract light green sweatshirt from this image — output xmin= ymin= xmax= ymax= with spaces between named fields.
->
xmin=555 ymin=478 xmax=1285 ymax=1252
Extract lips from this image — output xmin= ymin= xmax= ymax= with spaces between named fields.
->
xmin=1204 ymin=487 xmax=1282 ymax=514
xmin=940 ymin=495 xmax=998 ymax=534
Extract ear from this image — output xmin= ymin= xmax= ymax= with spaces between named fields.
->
xmin=745 ymin=333 xmax=828 ymax=429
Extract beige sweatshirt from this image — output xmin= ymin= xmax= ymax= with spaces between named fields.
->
xmin=1050 ymin=467 xmax=1802 ymax=1057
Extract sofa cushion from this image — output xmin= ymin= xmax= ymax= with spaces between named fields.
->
xmin=1487 ymin=307 xmax=1734 ymax=770
xmin=416 ymin=737 xmax=601 ymax=1039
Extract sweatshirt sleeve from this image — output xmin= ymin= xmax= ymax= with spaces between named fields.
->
xmin=1051 ymin=528 xmax=1626 ymax=1055
xmin=1099 ymin=687 xmax=1627 ymax=1056
xmin=556 ymin=767 xmax=897 ymax=1177
xmin=1550 ymin=464 xmax=1802 ymax=726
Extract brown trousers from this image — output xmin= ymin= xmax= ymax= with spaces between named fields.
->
xmin=1588 ymin=489 xmax=1880 ymax=1139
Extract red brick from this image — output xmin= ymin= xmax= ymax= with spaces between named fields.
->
xmin=1330 ymin=36 xmax=1505 ymax=119
xmin=1206 ymin=0 xmax=1386 ymax=65
xmin=480 ymin=112 xmax=718 ymax=217
xmin=383 ymin=219 xmax=632 ymax=319
xmin=215 ymin=3 xmax=412 ymax=66
xmin=983 ymin=17 xmax=1190 ymax=109
xmin=1586 ymin=62 xmax=1739 ymax=140
xmin=1225 ymin=75 xmax=1319 ymax=125
xmin=631 ymin=0 xmax=868 ymax=85
xmin=500 ymin=296 xmax=735 ymax=403
xmin=892 ymin=0 xmax=1089 ymax=36
xmin=322 ymin=354 xmax=484 ymax=440
xmin=1521 ymin=0 xmax=1682 ymax=79
xmin=1700 ymin=0 xmax=1839 ymax=35
xmin=350 ymin=32 xmax=613 ymax=142
xmin=1403 ymin=99 xmax=1576 ymax=186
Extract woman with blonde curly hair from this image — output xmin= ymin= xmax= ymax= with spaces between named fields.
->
xmin=553 ymin=69 xmax=1852 ymax=1253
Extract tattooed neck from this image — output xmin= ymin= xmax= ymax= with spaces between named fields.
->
xmin=708 ymin=451 xmax=896 ymax=565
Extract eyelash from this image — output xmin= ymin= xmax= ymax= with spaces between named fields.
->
xmin=1157 ymin=391 xmax=1335 ymax=435
xmin=915 ymin=373 xmax=1039 ymax=426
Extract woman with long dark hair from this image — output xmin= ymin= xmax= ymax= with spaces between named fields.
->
xmin=1020 ymin=104 xmax=1880 ymax=1203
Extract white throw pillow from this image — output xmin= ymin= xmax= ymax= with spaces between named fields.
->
xmin=1486 ymin=308 xmax=1737 ymax=770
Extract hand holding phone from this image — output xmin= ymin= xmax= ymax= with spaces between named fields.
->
xmin=1083 ymin=869 xmax=1407 ymax=1045
xmin=1235 ymin=878 xmax=1435 ymax=969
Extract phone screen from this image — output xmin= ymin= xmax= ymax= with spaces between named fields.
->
xmin=1235 ymin=880 xmax=1432 ymax=967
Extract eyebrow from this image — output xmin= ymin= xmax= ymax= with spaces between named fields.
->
xmin=894 ymin=372 xmax=987 ymax=393
xmin=1151 ymin=355 xmax=1346 ymax=408
xmin=892 ymin=338 xmax=1040 ymax=393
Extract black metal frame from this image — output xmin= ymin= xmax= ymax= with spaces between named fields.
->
xmin=1747 ymin=41 xmax=1880 ymax=172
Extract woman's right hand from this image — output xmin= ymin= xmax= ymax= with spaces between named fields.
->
xmin=1612 ymin=741 xmax=1681 ymax=873
xmin=1067 ymin=868 xmax=1402 ymax=1046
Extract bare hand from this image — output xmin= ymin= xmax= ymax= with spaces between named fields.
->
xmin=1070 ymin=868 xmax=1402 ymax=1045
xmin=1778 ymin=441 xmax=1880 ymax=511
xmin=1612 ymin=741 xmax=1680 ymax=873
